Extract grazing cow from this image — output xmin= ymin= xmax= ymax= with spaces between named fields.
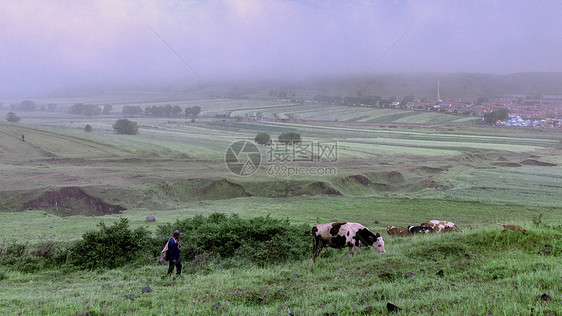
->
xmin=387 ymin=226 xmax=412 ymax=237
xmin=420 ymin=220 xmax=462 ymax=233
xmin=497 ymin=223 xmax=526 ymax=234
xmin=312 ymin=222 xmax=385 ymax=262
xmin=408 ymin=225 xmax=434 ymax=234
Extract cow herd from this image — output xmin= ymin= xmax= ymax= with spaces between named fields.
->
xmin=311 ymin=220 xmax=462 ymax=262
xmin=387 ymin=220 xmax=463 ymax=237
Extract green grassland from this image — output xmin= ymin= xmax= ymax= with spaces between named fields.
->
xmin=1 ymin=218 xmax=560 ymax=315
xmin=0 ymin=96 xmax=561 ymax=315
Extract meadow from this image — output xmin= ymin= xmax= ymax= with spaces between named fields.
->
xmin=0 ymin=94 xmax=561 ymax=315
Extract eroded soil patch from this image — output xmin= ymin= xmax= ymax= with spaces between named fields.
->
xmin=19 ymin=187 xmax=126 ymax=216
xmin=520 ymin=159 xmax=557 ymax=167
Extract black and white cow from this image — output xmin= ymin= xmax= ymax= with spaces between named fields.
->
xmin=407 ymin=225 xmax=434 ymax=234
xmin=312 ymin=222 xmax=385 ymax=262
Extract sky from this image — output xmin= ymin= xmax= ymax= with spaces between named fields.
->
xmin=1 ymin=0 xmax=561 ymax=97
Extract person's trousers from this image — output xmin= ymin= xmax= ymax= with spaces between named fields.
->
xmin=167 ymin=260 xmax=182 ymax=275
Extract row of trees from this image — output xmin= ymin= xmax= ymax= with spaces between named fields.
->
xmin=122 ymin=105 xmax=201 ymax=117
xmin=5 ymin=101 xmax=198 ymax=117
xmin=7 ymin=100 xmax=57 ymax=112
xmin=313 ymin=95 xmax=408 ymax=108
xmin=144 ymin=105 xmax=182 ymax=116
xmin=68 ymin=103 xmax=113 ymax=116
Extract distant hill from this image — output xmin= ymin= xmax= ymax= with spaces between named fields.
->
xmin=39 ymin=72 xmax=562 ymax=101
xmin=300 ymin=72 xmax=562 ymax=100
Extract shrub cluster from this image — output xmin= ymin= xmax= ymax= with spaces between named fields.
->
xmin=0 ymin=214 xmax=311 ymax=273
xmin=0 ymin=219 xmax=151 ymax=272
xmin=155 ymin=213 xmax=310 ymax=267
xmin=69 ymin=103 xmax=102 ymax=116
xmin=67 ymin=219 xmax=152 ymax=270
xmin=113 ymin=119 xmax=139 ymax=135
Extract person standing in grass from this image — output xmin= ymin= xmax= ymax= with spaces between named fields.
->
xmin=166 ymin=230 xmax=182 ymax=277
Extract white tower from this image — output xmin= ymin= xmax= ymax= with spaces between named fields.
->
xmin=437 ymin=80 xmax=443 ymax=103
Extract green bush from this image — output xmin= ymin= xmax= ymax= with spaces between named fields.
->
xmin=156 ymin=213 xmax=310 ymax=267
xmin=112 ymin=119 xmax=139 ymax=135
xmin=278 ymin=131 xmax=301 ymax=143
xmin=254 ymin=132 xmax=271 ymax=145
xmin=68 ymin=218 xmax=152 ymax=270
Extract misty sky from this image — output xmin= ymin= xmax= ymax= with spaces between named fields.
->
xmin=1 ymin=0 xmax=561 ymax=97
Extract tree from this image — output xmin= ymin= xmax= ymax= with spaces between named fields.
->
xmin=278 ymin=132 xmax=301 ymax=144
xmin=103 ymin=104 xmax=112 ymax=115
xmin=6 ymin=112 xmax=21 ymax=122
xmin=69 ymin=103 xmax=101 ymax=116
xmin=113 ymin=119 xmax=139 ymax=135
xmin=122 ymin=105 xmax=143 ymax=115
xmin=255 ymin=132 xmax=271 ymax=145
xmin=18 ymin=100 xmax=36 ymax=112
xmin=476 ymin=97 xmax=489 ymax=105
xmin=185 ymin=106 xmax=201 ymax=117
xmin=483 ymin=108 xmax=509 ymax=124
xmin=401 ymin=95 xmax=415 ymax=107
xmin=172 ymin=105 xmax=183 ymax=116
xmin=144 ymin=106 xmax=155 ymax=116
xmin=84 ymin=124 xmax=93 ymax=132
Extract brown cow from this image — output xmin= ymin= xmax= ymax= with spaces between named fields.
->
xmin=312 ymin=222 xmax=385 ymax=262
xmin=497 ymin=223 xmax=526 ymax=233
xmin=420 ymin=220 xmax=462 ymax=233
xmin=386 ymin=226 xmax=411 ymax=237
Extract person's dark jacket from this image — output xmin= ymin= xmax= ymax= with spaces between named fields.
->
xmin=167 ymin=237 xmax=180 ymax=261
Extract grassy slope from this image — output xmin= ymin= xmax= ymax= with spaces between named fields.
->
xmin=1 ymin=103 xmax=561 ymax=315
xmin=1 ymin=221 xmax=560 ymax=315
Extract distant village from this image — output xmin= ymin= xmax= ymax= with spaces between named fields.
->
xmin=411 ymin=94 xmax=562 ymax=128
xmin=312 ymin=93 xmax=562 ymax=128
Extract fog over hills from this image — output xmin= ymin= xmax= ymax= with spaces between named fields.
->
xmin=43 ymin=72 xmax=562 ymax=100
xmin=1 ymin=1 xmax=562 ymax=98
